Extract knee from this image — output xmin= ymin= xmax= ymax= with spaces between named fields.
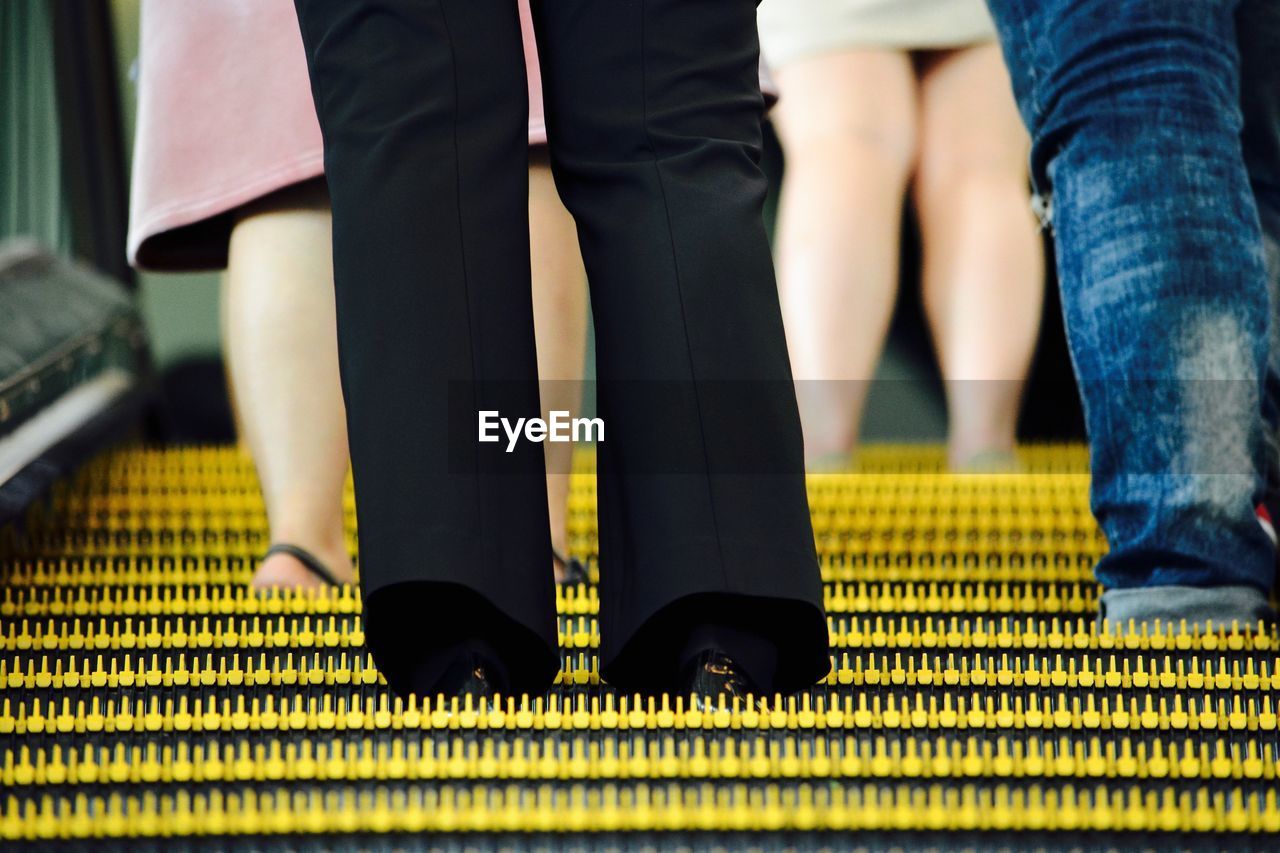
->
xmin=777 ymin=114 xmax=917 ymax=186
xmin=916 ymin=130 xmax=1029 ymax=206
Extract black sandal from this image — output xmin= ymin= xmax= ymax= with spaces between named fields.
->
xmin=552 ymin=549 xmax=589 ymax=585
xmin=263 ymin=542 xmax=346 ymax=587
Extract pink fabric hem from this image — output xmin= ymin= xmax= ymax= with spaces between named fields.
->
xmin=129 ymin=150 xmax=325 ymax=269
xmin=127 ymin=0 xmax=760 ymax=271
xmin=129 ymin=133 xmax=554 ymax=270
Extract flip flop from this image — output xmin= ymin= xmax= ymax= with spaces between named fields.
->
xmin=263 ymin=542 xmax=346 ymax=587
xmin=552 ymin=548 xmax=589 ymax=585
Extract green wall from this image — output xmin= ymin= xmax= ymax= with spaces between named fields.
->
xmin=0 ymin=1 xmax=73 ymax=254
xmin=111 ymin=0 xmax=222 ymax=367
xmin=1 ymin=0 xmax=220 ymax=368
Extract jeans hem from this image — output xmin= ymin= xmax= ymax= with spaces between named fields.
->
xmin=1098 ymin=584 xmax=1276 ymax=632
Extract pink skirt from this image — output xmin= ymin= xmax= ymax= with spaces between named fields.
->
xmin=128 ymin=0 xmax=777 ymax=272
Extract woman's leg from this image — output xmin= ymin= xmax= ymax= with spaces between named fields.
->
xmin=528 ymin=148 xmax=588 ymax=580
xmin=228 ymin=166 xmax=582 ymax=590
xmin=224 ymin=180 xmax=356 ymax=590
xmin=770 ymin=49 xmax=918 ymax=467
xmin=912 ymin=43 xmax=1044 ymax=469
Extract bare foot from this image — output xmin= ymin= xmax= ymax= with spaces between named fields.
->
xmin=250 ymin=549 xmax=356 ymax=592
xmin=952 ymin=448 xmax=1021 ymax=473
xmin=807 ymin=451 xmax=853 ymax=473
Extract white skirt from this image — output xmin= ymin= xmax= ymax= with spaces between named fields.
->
xmin=757 ymin=0 xmax=997 ymax=67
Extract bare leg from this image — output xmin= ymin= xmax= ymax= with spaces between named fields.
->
xmin=529 ymin=149 xmax=588 ymax=580
xmin=230 ymin=166 xmax=583 ymax=589
xmin=771 ymin=50 xmax=919 ymax=467
xmin=913 ymin=44 xmax=1044 ymax=469
xmin=225 ymin=180 xmax=356 ymax=590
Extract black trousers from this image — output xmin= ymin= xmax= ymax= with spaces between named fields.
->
xmin=293 ymin=0 xmax=829 ymax=696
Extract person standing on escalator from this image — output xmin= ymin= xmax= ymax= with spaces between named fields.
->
xmin=291 ymin=0 xmax=831 ymax=700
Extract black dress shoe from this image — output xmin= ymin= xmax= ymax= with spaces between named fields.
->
xmin=433 ymin=651 xmax=505 ymax=706
xmin=680 ymin=649 xmax=759 ymax=710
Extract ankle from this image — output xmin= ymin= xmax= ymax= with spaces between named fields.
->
xmin=948 ymin=433 xmax=1017 ymax=471
xmin=807 ymin=450 xmax=852 ymax=472
xmin=267 ymin=524 xmax=351 ymax=570
xmin=951 ymin=447 xmax=1020 ymax=473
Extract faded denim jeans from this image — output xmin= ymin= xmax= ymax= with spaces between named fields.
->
xmin=985 ymin=0 xmax=1277 ymax=627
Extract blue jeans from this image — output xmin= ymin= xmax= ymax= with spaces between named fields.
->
xmin=985 ymin=0 xmax=1276 ymax=623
